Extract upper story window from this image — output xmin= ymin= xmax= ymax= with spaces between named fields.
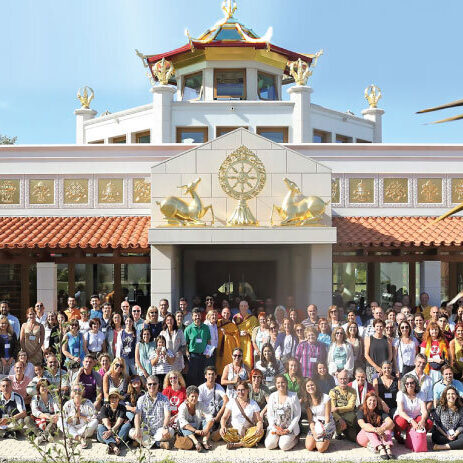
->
xmin=313 ymin=129 xmax=331 ymax=143
xmin=356 ymin=138 xmax=372 ymax=143
xmin=214 ymin=69 xmax=246 ymax=100
xmin=335 ymin=134 xmax=353 ymax=143
xmin=256 ymin=126 xmax=288 ymax=143
xmin=176 ymin=127 xmax=208 ymax=144
xmin=111 ymin=135 xmax=126 ymax=144
xmin=216 ymin=126 xmax=249 ymax=137
xmin=258 ymin=72 xmax=277 ymax=100
xmin=182 ymin=72 xmax=203 ymax=101
xmin=136 ymin=131 xmax=150 ymax=143
xmin=88 ymin=140 xmax=104 ymax=144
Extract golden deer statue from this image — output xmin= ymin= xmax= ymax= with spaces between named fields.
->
xmin=156 ymin=177 xmax=214 ymax=226
xmin=271 ymin=177 xmax=328 ymax=226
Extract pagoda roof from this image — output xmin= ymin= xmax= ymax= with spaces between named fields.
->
xmin=138 ymin=1 xmax=318 ymax=79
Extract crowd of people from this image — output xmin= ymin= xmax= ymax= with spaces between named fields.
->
xmin=0 ymin=291 xmax=463 ymax=457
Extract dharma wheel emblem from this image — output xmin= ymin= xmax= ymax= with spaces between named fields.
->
xmin=219 ymin=145 xmax=266 ymax=226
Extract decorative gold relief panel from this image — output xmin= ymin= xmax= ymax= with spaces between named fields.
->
xmin=451 ymin=178 xmax=463 ymax=203
xmin=64 ymin=179 xmax=88 ymax=204
xmin=331 ymin=178 xmax=340 ymax=204
xmin=133 ymin=179 xmax=151 ymax=203
xmin=383 ymin=178 xmax=408 ymax=203
xmin=29 ymin=179 xmax=54 ymax=204
xmin=349 ymin=178 xmax=374 ymax=203
xmin=417 ymin=178 xmax=442 ymax=203
xmin=0 ymin=180 xmax=20 ymax=204
xmin=98 ymin=179 xmax=123 ymax=204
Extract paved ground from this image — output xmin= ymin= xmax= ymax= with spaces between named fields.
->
xmin=1 ymin=434 xmax=462 ymax=462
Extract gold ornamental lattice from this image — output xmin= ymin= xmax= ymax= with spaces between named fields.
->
xmin=219 ymin=145 xmax=266 ymax=226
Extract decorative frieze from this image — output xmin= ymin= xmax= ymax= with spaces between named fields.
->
xmin=29 ymin=179 xmax=54 ymax=204
xmin=0 ymin=180 xmax=20 ymax=204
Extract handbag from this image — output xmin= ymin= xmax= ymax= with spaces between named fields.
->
xmin=405 ymin=428 xmax=428 ymax=452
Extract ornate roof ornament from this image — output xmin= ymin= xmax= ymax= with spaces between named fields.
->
xmin=185 ymin=0 xmax=272 ymax=46
xmin=365 ymin=84 xmax=382 ymax=108
xmin=77 ymin=86 xmax=94 ymax=109
xmin=151 ymin=58 xmax=175 ymax=85
xmin=289 ymin=50 xmax=323 ymax=86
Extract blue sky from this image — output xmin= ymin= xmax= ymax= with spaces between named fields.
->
xmin=1 ymin=0 xmax=462 ymax=144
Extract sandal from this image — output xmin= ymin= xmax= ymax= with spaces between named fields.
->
xmin=202 ymin=440 xmax=211 ymax=450
xmin=81 ymin=439 xmax=89 ymax=449
xmin=195 ymin=442 xmax=204 ymax=453
xmin=385 ymin=446 xmax=396 ymax=459
xmin=107 ymin=443 xmax=115 ymax=455
xmin=379 ymin=446 xmax=389 ymax=460
xmin=226 ymin=443 xmax=240 ymax=450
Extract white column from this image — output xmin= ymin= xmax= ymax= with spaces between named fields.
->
xmin=150 ymin=85 xmax=176 ymax=143
xmin=307 ymin=244 xmax=333 ymax=316
xmin=361 ymin=107 xmax=385 ymax=143
xmin=288 ymin=85 xmax=313 ymax=143
xmin=36 ymin=263 xmax=57 ymax=312
xmin=74 ymin=108 xmax=97 ymax=144
xmin=203 ymin=68 xmax=214 ymax=101
xmin=246 ymin=68 xmax=258 ymax=100
xmin=420 ymin=261 xmax=441 ymax=307
xmin=150 ymin=245 xmax=180 ymax=307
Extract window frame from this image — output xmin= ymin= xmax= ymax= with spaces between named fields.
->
xmin=356 ymin=138 xmax=372 ymax=144
xmin=214 ymin=68 xmax=247 ymax=100
xmin=111 ymin=135 xmax=126 ymax=144
xmin=335 ymin=134 xmax=353 ymax=144
xmin=313 ymin=129 xmax=331 ymax=143
xmin=181 ymin=71 xmax=204 ymax=101
xmin=216 ymin=126 xmax=249 ymax=137
xmin=135 ymin=131 xmax=150 ymax=144
xmin=256 ymin=126 xmax=289 ymax=143
xmin=257 ymin=71 xmax=278 ymax=101
xmin=88 ymin=140 xmax=104 ymax=144
xmin=176 ymin=127 xmax=209 ymax=144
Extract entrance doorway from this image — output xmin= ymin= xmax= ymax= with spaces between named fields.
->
xmin=195 ymin=260 xmax=276 ymax=303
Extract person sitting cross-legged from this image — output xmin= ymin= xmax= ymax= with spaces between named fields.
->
xmin=220 ymin=380 xmax=264 ymax=449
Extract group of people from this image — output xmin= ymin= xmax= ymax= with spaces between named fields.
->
xmin=0 ymin=291 xmax=463 ymax=457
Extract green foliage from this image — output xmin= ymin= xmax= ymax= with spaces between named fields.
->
xmin=0 ymin=134 xmax=17 ymax=145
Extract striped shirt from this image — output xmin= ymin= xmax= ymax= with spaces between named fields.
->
xmin=295 ymin=341 xmax=326 ymax=378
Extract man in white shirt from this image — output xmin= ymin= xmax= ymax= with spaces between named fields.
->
xmin=34 ymin=301 xmax=47 ymax=325
xmin=409 ymin=353 xmax=433 ymax=410
xmin=198 ymin=366 xmax=228 ymax=436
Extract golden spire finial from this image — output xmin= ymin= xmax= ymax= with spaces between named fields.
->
xmin=221 ymin=0 xmax=237 ymax=20
xmin=365 ymin=84 xmax=382 ymax=108
xmin=77 ymin=86 xmax=94 ymax=109
xmin=288 ymin=50 xmax=323 ymax=86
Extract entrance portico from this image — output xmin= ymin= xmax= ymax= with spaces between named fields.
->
xmin=149 ymin=128 xmax=336 ymax=311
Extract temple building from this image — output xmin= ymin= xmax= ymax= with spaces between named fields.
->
xmin=1 ymin=1 xmax=462 ymax=320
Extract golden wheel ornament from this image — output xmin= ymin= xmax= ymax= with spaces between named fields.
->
xmin=219 ymin=145 xmax=266 ymax=226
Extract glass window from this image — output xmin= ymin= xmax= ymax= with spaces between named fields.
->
xmin=356 ymin=139 xmax=372 ymax=143
xmin=75 ymin=263 xmax=114 ymax=307
xmin=136 ymin=131 xmax=150 ymax=143
xmin=214 ymin=27 xmax=243 ymax=41
xmin=313 ymin=129 xmax=330 ymax=143
xmin=176 ymin=127 xmax=208 ymax=143
xmin=258 ymin=72 xmax=277 ymax=100
xmin=335 ymin=134 xmax=353 ymax=143
xmin=256 ymin=127 xmax=288 ymax=143
xmin=214 ymin=69 xmax=246 ymax=100
xmin=216 ymin=126 xmax=248 ymax=137
xmin=121 ymin=264 xmax=150 ymax=307
xmin=0 ymin=264 xmax=21 ymax=316
xmin=332 ymin=263 xmax=367 ymax=310
xmin=57 ymin=264 xmax=69 ymax=310
xmin=111 ymin=136 xmax=126 ymax=144
xmin=375 ymin=262 xmax=409 ymax=308
xmin=182 ymin=72 xmax=203 ymax=101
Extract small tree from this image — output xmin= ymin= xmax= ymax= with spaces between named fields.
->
xmin=0 ymin=134 xmax=17 ymax=145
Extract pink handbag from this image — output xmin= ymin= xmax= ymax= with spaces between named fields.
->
xmin=405 ymin=429 xmax=428 ymax=452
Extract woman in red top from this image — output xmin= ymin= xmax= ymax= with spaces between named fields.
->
xmin=420 ymin=321 xmax=449 ymax=383
xmin=162 ymin=370 xmax=187 ymax=426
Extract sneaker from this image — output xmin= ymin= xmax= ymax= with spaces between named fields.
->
xmin=159 ymin=441 xmax=171 ymax=450
xmin=34 ymin=434 xmax=47 ymax=445
xmin=7 ymin=431 xmax=17 ymax=439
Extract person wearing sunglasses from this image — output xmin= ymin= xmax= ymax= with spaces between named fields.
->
xmin=131 ymin=305 xmax=145 ymax=339
xmin=255 ymin=344 xmax=284 ymax=392
xmin=222 ymin=348 xmax=250 ymax=398
xmin=393 ymin=321 xmax=419 ymax=377
xmin=34 ymin=301 xmax=47 ymax=325
xmin=327 ymin=327 xmax=354 ymax=379
xmin=129 ymin=375 xmax=174 ymax=449
xmin=220 ymin=379 xmax=264 ymax=450
xmin=143 ymin=306 xmax=163 ymax=340
xmin=393 ymin=373 xmax=432 ymax=445
xmin=102 ymin=358 xmax=128 ymax=402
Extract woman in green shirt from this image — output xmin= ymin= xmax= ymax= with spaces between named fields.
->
xmin=284 ymin=357 xmax=303 ymax=398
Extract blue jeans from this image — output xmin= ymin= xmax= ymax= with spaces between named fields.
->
xmin=180 ymin=419 xmax=207 ymax=436
xmin=97 ymin=422 xmax=131 ymax=445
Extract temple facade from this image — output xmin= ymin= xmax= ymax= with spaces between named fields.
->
xmin=1 ymin=1 xmax=462 ymax=320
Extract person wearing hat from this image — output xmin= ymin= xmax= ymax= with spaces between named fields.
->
xmin=97 ymin=387 xmax=131 ymax=455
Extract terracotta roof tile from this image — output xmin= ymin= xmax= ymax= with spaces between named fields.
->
xmin=0 ymin=216 xmax=150 ymax=249
xmin=334 ymin=216 xmax=463 ymax=248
